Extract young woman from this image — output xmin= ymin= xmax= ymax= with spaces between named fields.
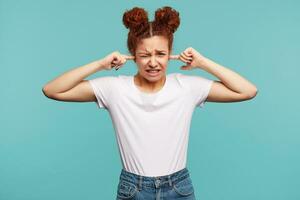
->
xmin=42 ymin=6 xmax=258 ymax=200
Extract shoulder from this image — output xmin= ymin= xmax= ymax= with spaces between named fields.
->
xmin=167 ymin=73 xmax=192 ymax=90
xmin=169 ymin=72 xmax=206 ymax=83
xmin=88 ymin=75 xmax=123 ymax=90
xmin=170 ymin=72 xmax=214 ymax=90
xmin=89 ymin=75 xmax=123 ymax=84
xmin=177 ymin=73 xmax=212 ymax=83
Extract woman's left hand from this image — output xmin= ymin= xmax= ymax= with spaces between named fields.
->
xmin=169 ymin=47 xmax=208 ymax=70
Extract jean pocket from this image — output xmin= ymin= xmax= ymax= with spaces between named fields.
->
xmin=173 ymin=176 xmax=195 ymax=196
xmin=117 ymin=180 xmax=138 ymax=199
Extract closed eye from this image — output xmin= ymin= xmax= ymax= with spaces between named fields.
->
xmin=139 ymin=53 xmax=165 ymax=57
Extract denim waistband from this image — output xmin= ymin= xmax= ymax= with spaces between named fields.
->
xmin=119 ymin=167 xmax=190 ymax=189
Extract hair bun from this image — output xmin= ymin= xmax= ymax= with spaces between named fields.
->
xmin=122 ymin=7 xmax=149 ymax=30
xmin=154 ymin=6 xmax=180 ymax=33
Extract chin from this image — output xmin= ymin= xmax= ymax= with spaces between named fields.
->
xmin=142 ymin=71 xmax=165 ymax=82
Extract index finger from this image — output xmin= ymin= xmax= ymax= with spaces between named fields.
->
xmin=124 ymin=55 xmax=135 ymax=60
xmin=169 ymin=55 xmax=180 ymax=60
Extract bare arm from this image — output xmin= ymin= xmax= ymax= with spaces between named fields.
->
xmin=43 ymin=60 xmax=103 ymax=95
xmin=201 ymin=57 xmax=258 ymax=102
xmin=42 ymin=59 xmax=104 ymax=102
xmin=173 ymin=47 xmax=258 ymax=103
xmin=42 ymin=51 xmax=134 ymax=102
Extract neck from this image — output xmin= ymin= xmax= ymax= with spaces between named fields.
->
xmin=134 ymin=74 xmax=166 ymax=92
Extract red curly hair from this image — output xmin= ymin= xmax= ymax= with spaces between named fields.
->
xmin=122 ymin=6 xmax=180 ymax=56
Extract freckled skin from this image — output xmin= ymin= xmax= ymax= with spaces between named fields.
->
xmin=133 ymin=35 xmax=171 ymax=92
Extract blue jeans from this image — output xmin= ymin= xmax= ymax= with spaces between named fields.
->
xmin=116 ymin=167 xmax=196 ymax=200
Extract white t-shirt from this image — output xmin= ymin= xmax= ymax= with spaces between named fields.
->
xmin=88 ymin=73 xmax=213 ymax=177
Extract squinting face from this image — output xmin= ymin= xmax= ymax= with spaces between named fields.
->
xmin=134 ymin=35 xmax=170 ymax=82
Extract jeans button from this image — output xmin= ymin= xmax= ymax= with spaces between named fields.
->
xmin=155 ymin=179 xmax=161 ymax=188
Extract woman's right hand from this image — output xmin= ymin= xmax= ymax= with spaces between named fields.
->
xmin=100 ymin=51 xmax=135 ymax=71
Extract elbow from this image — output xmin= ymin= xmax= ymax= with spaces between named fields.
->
xmin=246 ymin=88 xmax=258 ymax=99
xmin=42 ymin=86 xmax=54 ymax=99
xmin=42 ymin=87 xmax=50 ymax=98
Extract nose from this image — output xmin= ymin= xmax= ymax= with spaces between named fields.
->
xmin=149 ymin=55 xmax=158 ymax=67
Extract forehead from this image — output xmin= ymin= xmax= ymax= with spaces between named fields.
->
xmin=136 ymin=36 xmax=169 ymax=53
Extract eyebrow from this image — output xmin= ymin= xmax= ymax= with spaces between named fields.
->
xmin=137 ymin=50 xmax=167 ymax=54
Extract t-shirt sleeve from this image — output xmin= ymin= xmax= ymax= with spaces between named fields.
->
xmin=88 ymin=76 xmax=117 ymax=109
xmin=180 ymin=74 xmax=214 ymax=108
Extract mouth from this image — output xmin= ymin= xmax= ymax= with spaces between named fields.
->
xmin=145 ymin=69 xmax=161 ymax=76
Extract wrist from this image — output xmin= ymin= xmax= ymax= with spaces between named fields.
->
xmin=95 ymin=59 xmax=106 ymax=71
xmin=197 ymin=57 xmax=214 ymax=70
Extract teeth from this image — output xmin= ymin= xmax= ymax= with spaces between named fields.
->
xmin=147 ymin=70 xmax=159 ymax=72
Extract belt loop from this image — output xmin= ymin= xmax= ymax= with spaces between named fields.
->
xmin=138 ymin=176 xmax=142 ymax=191
xmin=168 ymin=175 xmax=172 ymax=186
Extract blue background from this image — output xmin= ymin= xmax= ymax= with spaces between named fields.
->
xmin=1 ymin=0 xmax=299 ymax=199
